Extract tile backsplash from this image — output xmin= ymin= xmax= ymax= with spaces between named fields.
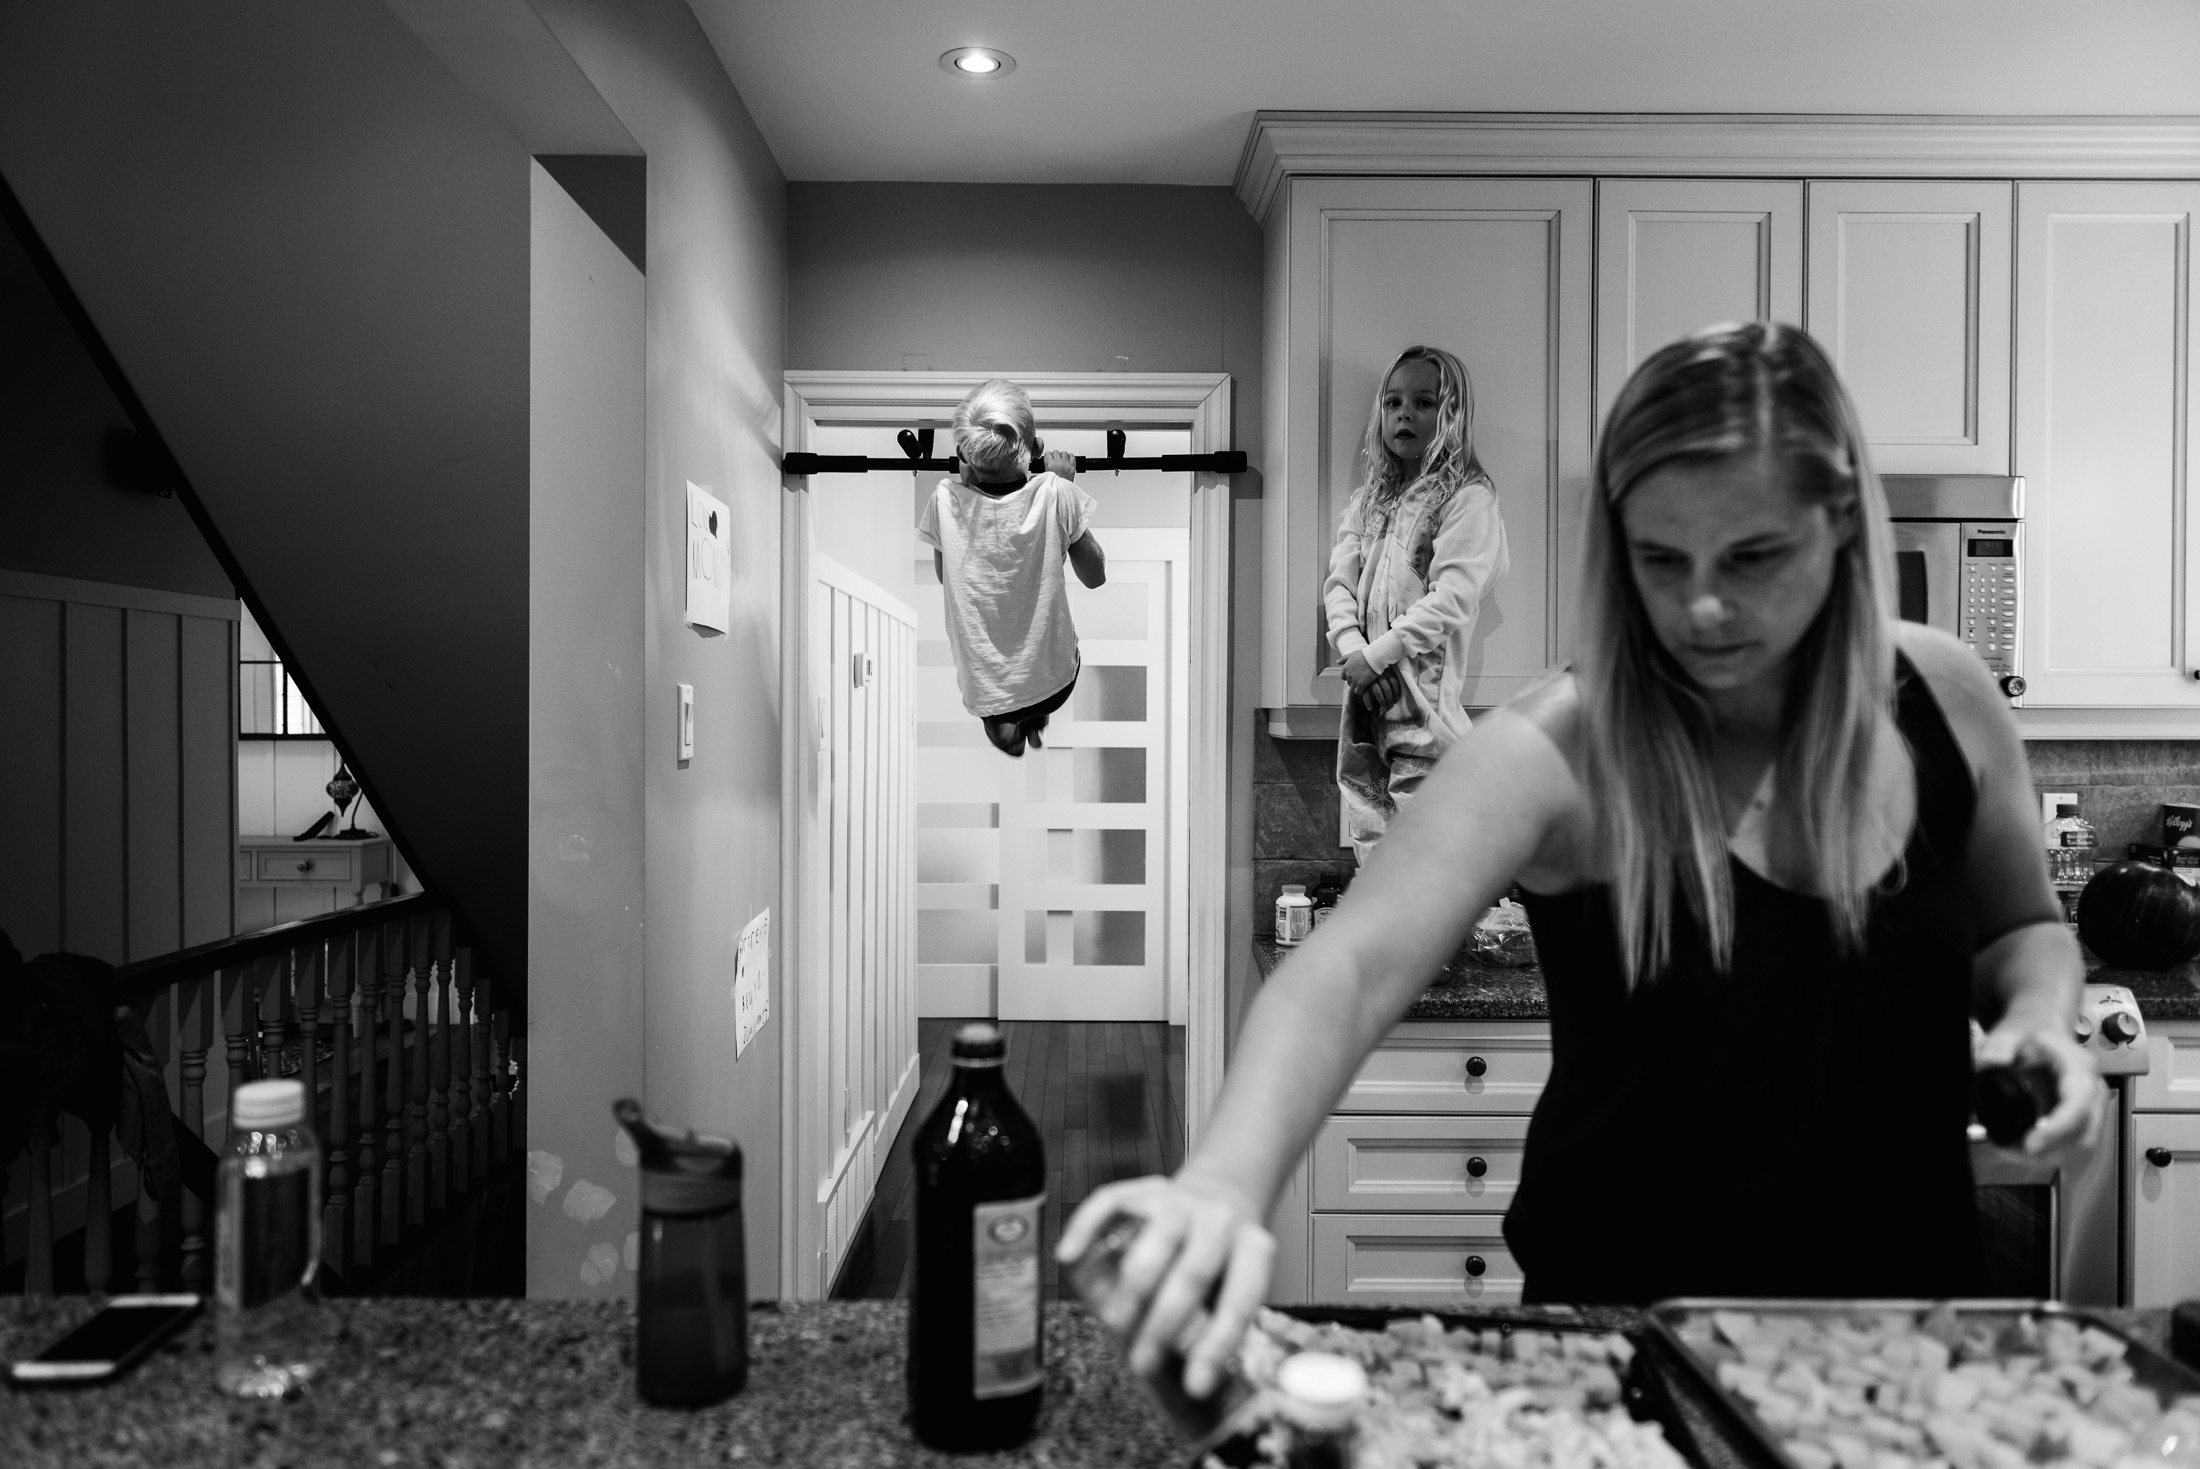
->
xmin=1252 ymin=724 xmax=2200 ymax=921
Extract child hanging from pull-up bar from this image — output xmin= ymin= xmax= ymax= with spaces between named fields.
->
xmin=918 ymin=379 xmax=1108 ymax=758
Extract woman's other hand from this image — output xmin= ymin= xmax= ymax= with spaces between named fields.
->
xmin=1366 ymin=669 xmax=1406 ymax=710
xmin=1977 ymin=1018 xmax=2107 ymax=1159
xmin=1057 ymin=1171 xmax=1274 ymax=1399
xmin=1340 ymin=648 xmax=1380 ymax=695
xmin=1044 ymin=448 xmax=1078 ymax=481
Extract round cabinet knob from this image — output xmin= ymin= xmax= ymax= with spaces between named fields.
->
xmin=295 ymin=860 xmax=312 ymax=872
xmin=2147 ymin=1147 xmax=2175 ymax=1168
xmin=1465 ymin=1056 xmax=1488 ymax=1078
xmin=1466 ymin=1156 xmax=1488 ymax=1178
xmin=2073 ymin=1014 xmax=2097 ymax=1043
xmin=2103 ymin=1011 xmax=2142 ymax=1046
xmin=2000 ymin=674 xmax=2027 ymax=698
xmin=2190 ymin=668 xmax=2200 ymax=683
xmin=1464 ymin=1255 xmax=1486 ymax=1278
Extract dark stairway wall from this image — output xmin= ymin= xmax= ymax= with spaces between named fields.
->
xmin=0 ymin=2 xmax=534 ymax=980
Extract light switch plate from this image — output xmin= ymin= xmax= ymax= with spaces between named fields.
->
xmin=684 ymin=481 xmax=730 ymax=636
xmin=733 ymin=908 xmax=770 ymax=1057
xmin=676 ymin=683 xmax=695 ymax=763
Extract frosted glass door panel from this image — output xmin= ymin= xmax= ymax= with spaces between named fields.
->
xmin=2015 ymin=182 xmax=2200 ymax=706
xmin=1595 ymin=180 xmax=1803 ymax=431
xmin=1805 ymin=181 xmax=2012 ymax=473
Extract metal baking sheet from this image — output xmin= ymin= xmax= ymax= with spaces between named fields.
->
xmin=1195 ymin=1305 xmax=1714 ymax=1469
xmin=1646 ymin=1298 xmax=2200 ymax=1469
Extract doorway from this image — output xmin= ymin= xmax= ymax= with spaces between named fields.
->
xmin=779 ymin=372 xmax=1233 ymax=1300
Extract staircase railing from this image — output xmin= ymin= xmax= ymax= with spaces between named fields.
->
xmin=5 ymin=893 xmax=525 ymax=1296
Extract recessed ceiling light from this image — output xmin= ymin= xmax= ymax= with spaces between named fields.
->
xmin=940 ymin=47 xmax=1015 ymax=79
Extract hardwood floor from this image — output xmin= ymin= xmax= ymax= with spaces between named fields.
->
xmin=829 ymin=1018 xmax=1186 ymax=1301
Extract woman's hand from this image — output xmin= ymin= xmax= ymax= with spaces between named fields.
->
xmin=1340 ymin=648 xmax=1380 ymax=695
xmin=1057 ymin=1170 xmax=1275 ymax=1399
xmin=1977 ymin=1017 xmax=2106 ymax=1159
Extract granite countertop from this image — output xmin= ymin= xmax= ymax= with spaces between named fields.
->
xmin=3 ymin=1296 xmax=2179 ymax=1469
xmin=1253 ymin=938 xmax=2200 ymax=1023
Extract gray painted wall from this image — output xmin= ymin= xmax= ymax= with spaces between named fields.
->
xmin=786 ymin=180 xmax=1269 ymax=1052
xmin=0 ymin=0 xmax=533 ymax=982
xmin=526 ymin=160 xmax=648 ymax=1298
xmin=0 ymin=210 xmax=231 ymax=599
xmin=534 ymin=0 xmax=792 ymax=1294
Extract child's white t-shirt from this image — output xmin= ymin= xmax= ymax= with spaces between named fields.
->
xmin=918 ymin=472 xmax=1097 ymax=718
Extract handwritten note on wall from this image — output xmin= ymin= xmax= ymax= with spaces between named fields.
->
xmin=734 ymin=908 xmax=770 ymax=1056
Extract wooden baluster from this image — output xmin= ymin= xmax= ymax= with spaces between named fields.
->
xmin=137 ymin=988 xmax=174 ymax=1292
xmin=449 ymin=946 xmax=474 ymax=1195
xmin=260 ymin=953 xmax=293 ymax=1082
xmin=428 ymin=918 xmax=451 ymax=1211
xmin=382 ymin=919 xmax=407 ymax=1248
xmin=489 ymin=986 xmax=512 ymax=1166
xmin=25 ymin=1103 xmax=55 ymax=1296
xmin=352 ymin=925 xmax=381 ymax=1268
xmin=178 ymin=973 xmax=214 ymax=1292
xmin=323 ymin=934 xmax=353 ymax=1277
xmin=471 ymin=967 xmax=494 ymax=1182
xmin=296 ymin=941 xmax=322 ymax=1119
xmin=85 ymin=1121 xmax=113 ymax=1294
xmin=219 ymin=966 xmax=253 ymax=1135
xmin=407 ymin=914 xmax=431 ymax=1226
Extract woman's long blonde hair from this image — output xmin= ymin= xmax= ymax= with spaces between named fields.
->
xmin=1356 ymin=345 xmax=1489 ymax=504
xmin=1578 ymin=322 xmax=1900 ymax=986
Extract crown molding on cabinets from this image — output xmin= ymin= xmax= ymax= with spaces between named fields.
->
xmin=778 ymin=370 xmax=1235 ymax=425
xmin=1233 ymin=112 xmax=2200 ymax=224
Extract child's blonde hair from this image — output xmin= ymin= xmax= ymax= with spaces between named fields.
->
xmin=1357 ymin=345 xmax=1489 ymax=503
xmin=1578 ymin=321 xmax=1900 ymax=987
xmin=953 ymin=379 xmax=1039 ymax=478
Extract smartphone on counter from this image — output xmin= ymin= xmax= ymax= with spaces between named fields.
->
xmin=7 ymin=1294 xmax=201 ymax=1386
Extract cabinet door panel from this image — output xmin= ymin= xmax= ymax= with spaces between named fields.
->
xmin=2133 ymin=1021 xmax=2200 ymax=1112
xmin=1805 ymin=181 xmax=2012 ymax=473
xmin=2130 ymin=1112 xmax=2200 ymax=1307
xmin=2016 ymin=182 xmax=2200 ymax=707
xmin=1336 ymin=1026 xmax=1551 ymax=1115
xmin=1311 ymin=1213 xmax=1522 ymax=1306
xmin=1596 ymin=180 xmax=1803 ymax=429
xmin=1311 ymin=1114 xmax=1529 ymax=1213
xmin=1276 ymin=178 xmax=1592 ymax=710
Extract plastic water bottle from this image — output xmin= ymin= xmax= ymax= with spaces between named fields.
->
xmin=614 ymin=1098 xmax=747 ymax=1407
xmin=2048 ymin=801 xmax=2097 ymax=890
xmin=216 ymin=1078 xmax=323 ymax=1398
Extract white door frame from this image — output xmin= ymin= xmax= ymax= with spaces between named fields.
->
xmin=778 ymin=371 xmax=1234 ymax=1298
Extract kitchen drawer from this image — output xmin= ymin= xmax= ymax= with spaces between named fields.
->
xmin=255 ymin=849 xmax=354 ymax=884
xmin=1310 ymin=1213 xmax=1522 ymax=1306
xmin=2133 ymin=1021 xmax=2200 ymax=1112
xmin=1335 ymin=1023 xmax=1550 ymax=1114
xmin=1310 ymin=1114 xmax=1528 ymax=1214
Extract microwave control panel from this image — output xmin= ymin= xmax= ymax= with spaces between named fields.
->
xmin=1959 ymin=521 xmax=2019 ymax=682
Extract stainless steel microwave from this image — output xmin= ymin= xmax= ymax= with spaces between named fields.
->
xmin=1884 ymin=474 xmax=2026 ymax=701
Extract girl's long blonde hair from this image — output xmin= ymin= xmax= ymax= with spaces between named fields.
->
xmin=1356 ymin=345 xmax=1490 ymax=504
xmin=1578 ymin=322 xmax=1901 ymax=986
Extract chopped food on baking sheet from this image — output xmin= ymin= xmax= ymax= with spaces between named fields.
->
xmin=1667 ymin=1306 xmax=2200 ymax=1469
xmin=1205 ymin=1309 xmax=1690 ymax=1469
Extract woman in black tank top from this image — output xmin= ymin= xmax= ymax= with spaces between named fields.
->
xmin=1063 ymin=325 xmax=2105 ymax=1399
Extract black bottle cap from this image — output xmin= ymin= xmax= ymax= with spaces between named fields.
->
xmin=953 ymin=1021 xmax=1006 ymax=1062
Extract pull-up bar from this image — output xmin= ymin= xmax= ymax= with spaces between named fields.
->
xmin=782 ymin=427 xmax=1245 ymax=478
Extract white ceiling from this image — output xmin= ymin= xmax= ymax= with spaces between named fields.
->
xmin=684 ymin=0 xmax=2200 ymax=186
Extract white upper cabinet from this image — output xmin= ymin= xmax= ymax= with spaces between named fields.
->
xmin=1263 ymin=177 xmax=1593 ymax=712
xmin=1594 ymin=180 xmax=1804 ymax=432
xmin=1804 ymin=181 xmax=2013 ymax=474
xmin=2015 ymin=181 xmax=2200 ymax=707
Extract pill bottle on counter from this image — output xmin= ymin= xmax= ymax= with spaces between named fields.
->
xmin=1276 ymin=1351 xmax=1366 ymax=1469
xmin=1275 ymin=885 xmax=1313 ymax=945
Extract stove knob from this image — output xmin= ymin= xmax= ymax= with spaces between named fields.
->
xmin=2103 ymin=1011 xmax=2142 ymax=1046
xmin=2074 ymin=1014 xmax=2097 ymax=1043
xmin=1465 ymin=1255 xmax=1487 ymax=1278
xmin=2000 ymin=674 xmax=2027 ymax=699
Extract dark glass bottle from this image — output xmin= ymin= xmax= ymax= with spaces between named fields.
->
xmin=908 ymin=1022 xmax=1047 ymax=1451
xmin=615 ymin=1098 xmax=747 ymax=1407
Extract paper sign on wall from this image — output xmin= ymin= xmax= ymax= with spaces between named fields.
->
xmin=733 ymin=908 xmax=770 ymax=1057
xmin=685 ymin=481 xmax=730 ymax=636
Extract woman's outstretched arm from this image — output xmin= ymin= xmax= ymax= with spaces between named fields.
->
xmin=1059 ymin=703 xmax=1580 ymax=1394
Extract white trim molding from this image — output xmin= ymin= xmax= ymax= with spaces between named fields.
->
xmin=1234 ymin=112 xmax=2200 ymax=224
xmin=0 ymin=569 xmax=240 ymax=621
xmin=778 ymin=370 xmax=1238 ymax=1297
